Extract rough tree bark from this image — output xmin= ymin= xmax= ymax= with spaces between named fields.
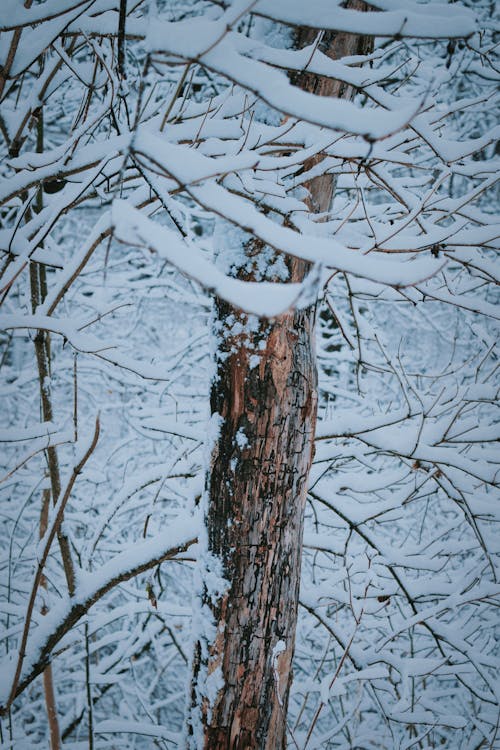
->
xmin=187 ymin=8 xmax=370 ymax=748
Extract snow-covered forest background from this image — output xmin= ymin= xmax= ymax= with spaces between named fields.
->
xmin=0 ymin=0 xmax=498 ymax=747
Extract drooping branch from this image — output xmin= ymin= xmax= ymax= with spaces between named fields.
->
xmin=0 ymin=516 xmax=197 ymax=712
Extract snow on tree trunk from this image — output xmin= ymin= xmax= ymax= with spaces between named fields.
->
xmin=187 ymin=9 xmax=371 ymax=748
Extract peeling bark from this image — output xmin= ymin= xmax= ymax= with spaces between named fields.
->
xmin=188 ymin=9 xmax=370 ymax=747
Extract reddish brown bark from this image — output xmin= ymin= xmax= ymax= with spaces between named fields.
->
xmin=188 ymin=10 xmax=370 ymax=748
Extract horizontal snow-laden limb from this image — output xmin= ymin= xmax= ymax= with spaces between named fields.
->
xmin=245 ymin=0 xmax=478 ymax=39
xmin=111 ymin=200 xmax=307 ymax=317
xmin=145 ymin=25 xmax=419 ymax=139
xmin=0 ymin=0 xmax=477 ymax=38
xmin=112 ymin=194 xmax=443 ymax=296
xmin=0 ymin=312 xmax=175 ymax=380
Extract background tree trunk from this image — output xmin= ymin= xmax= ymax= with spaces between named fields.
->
xmin=188 ymin=8 xmax=370 ymax=748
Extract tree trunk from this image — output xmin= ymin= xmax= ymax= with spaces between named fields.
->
xmin=188 ymin=256 xmax=317 ymax=750
xmin=187 ymin=9 xmax=370 ymax=748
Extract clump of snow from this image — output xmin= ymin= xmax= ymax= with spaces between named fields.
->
xmin=249 ymin=353 xmax=261 ymax=369
xmin=204 ymin=665 xmax=224 ymax=723
xmin=235 ymin=427 xmax=248 ymax=450
xmin=201 ymin=550 xmax=228 ymax=606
